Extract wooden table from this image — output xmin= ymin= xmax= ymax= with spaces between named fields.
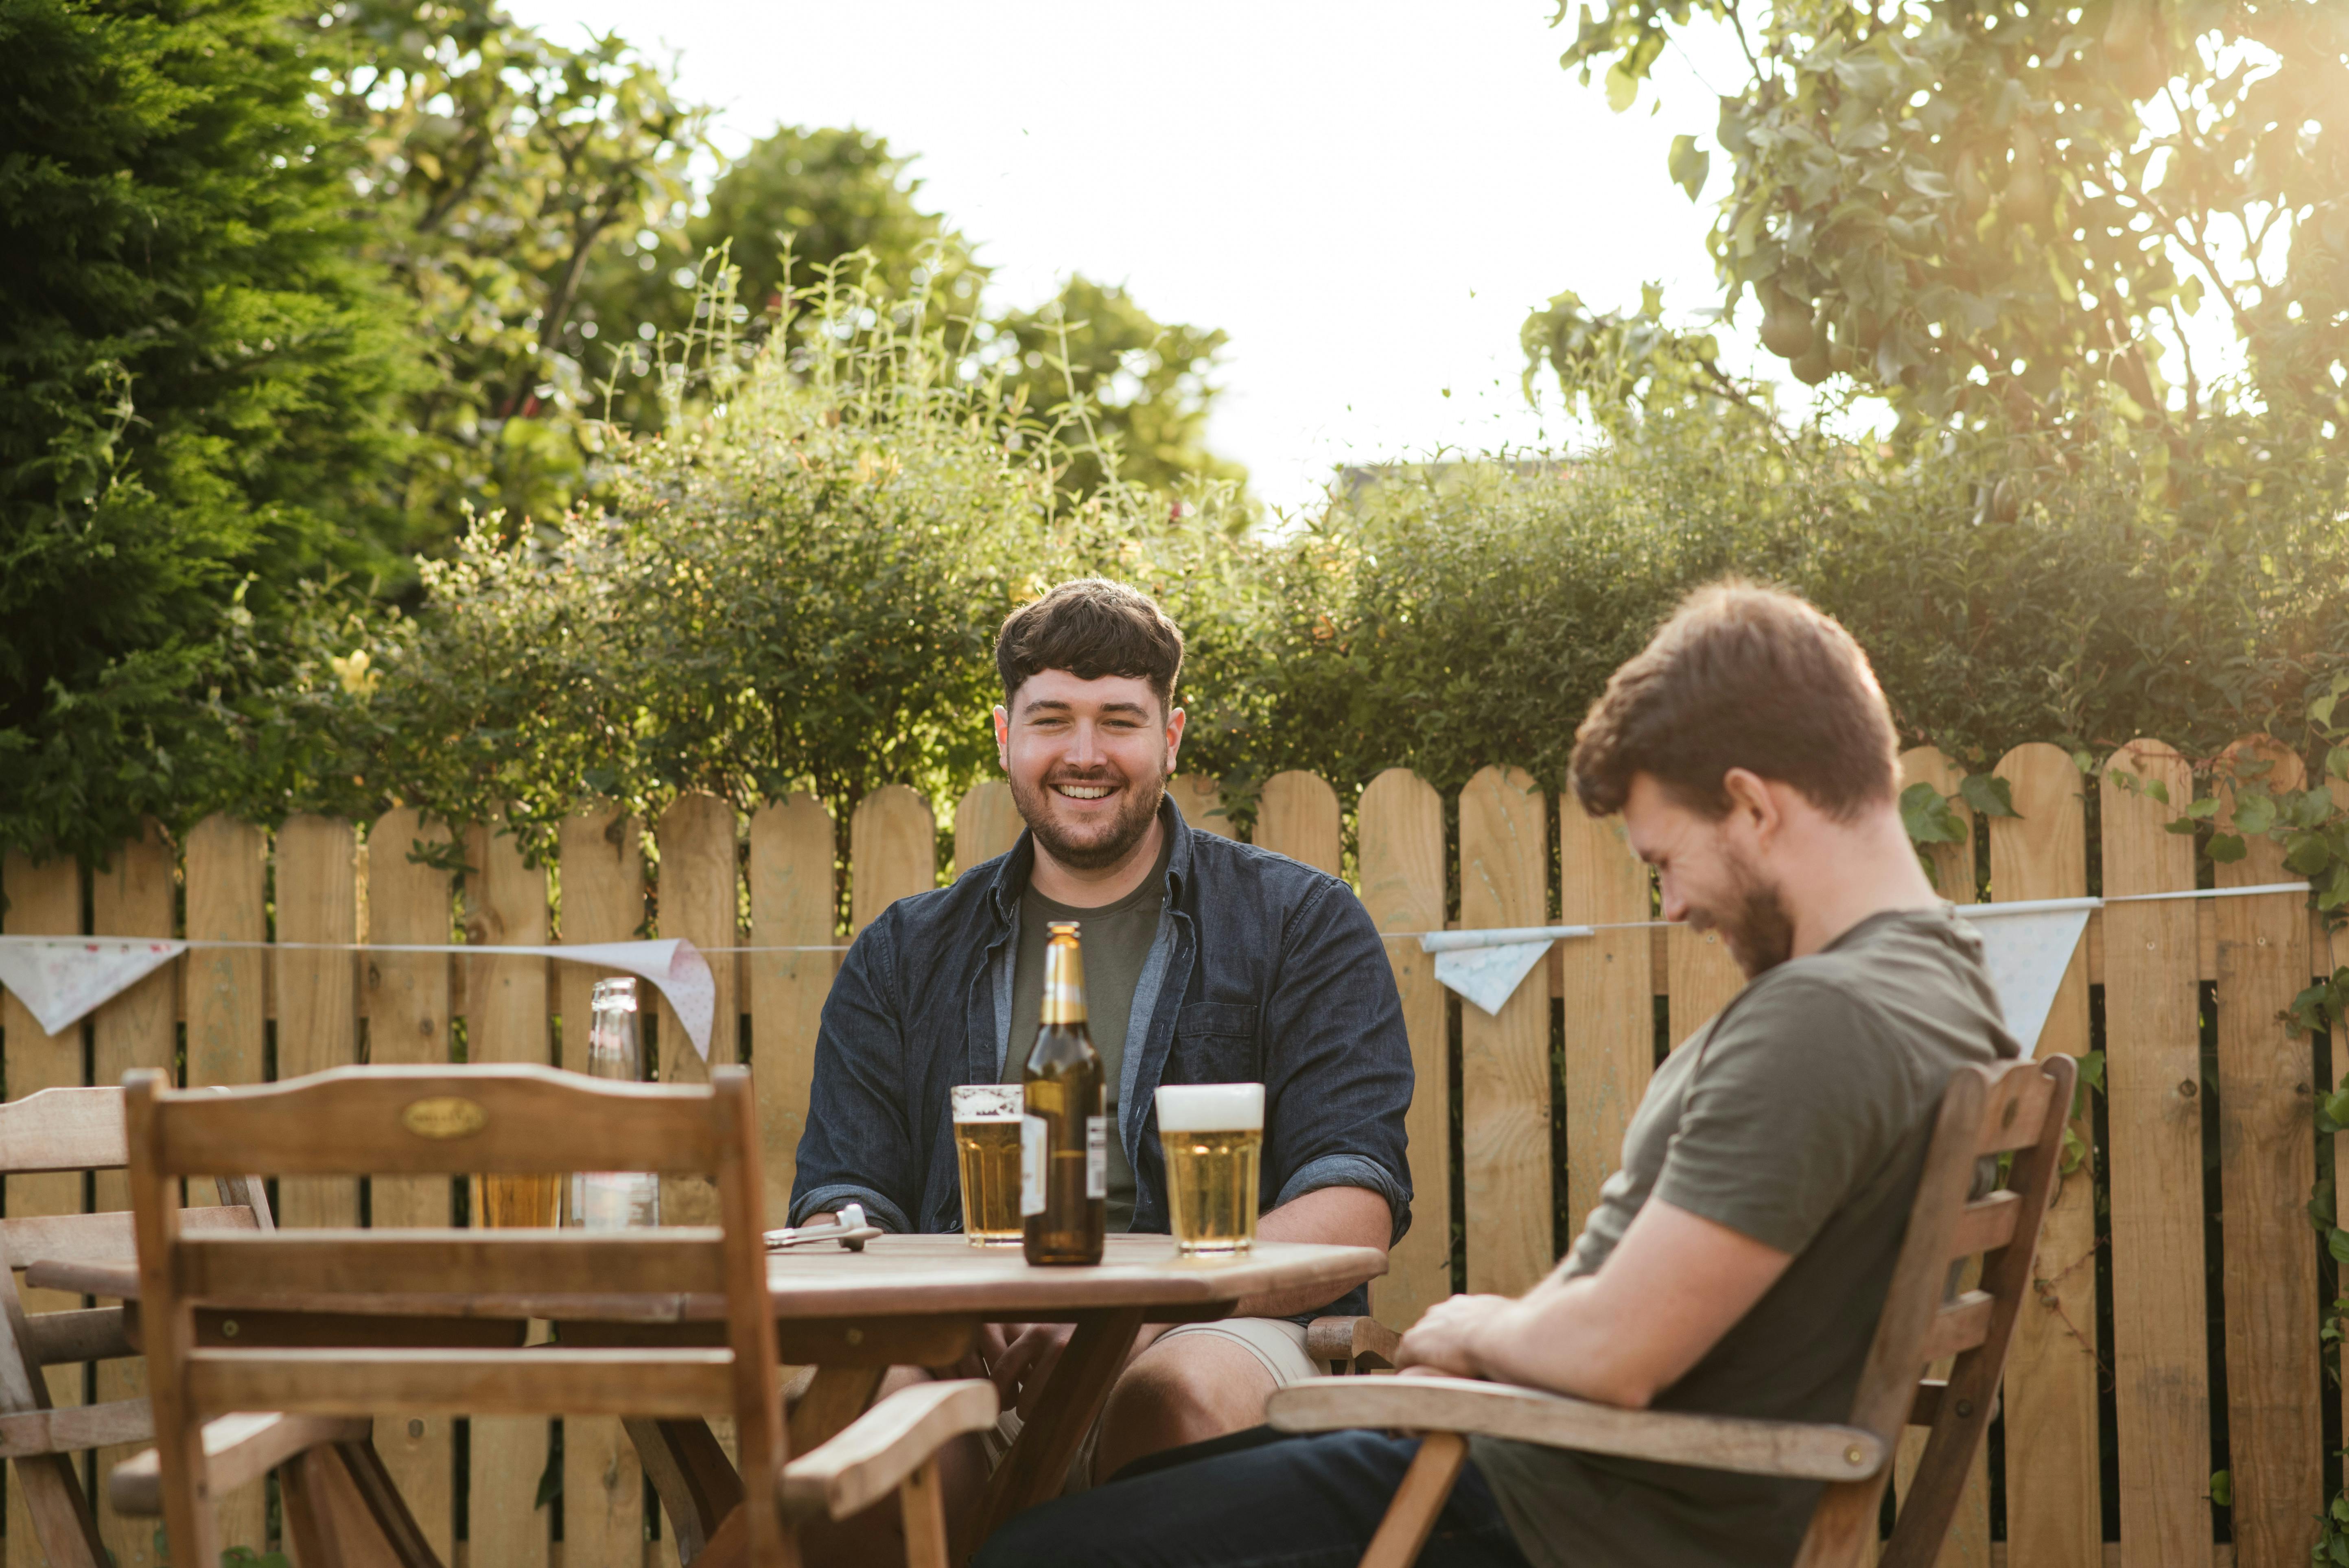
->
xmin=33 ymin=1233 xmax=1383 ymax=1564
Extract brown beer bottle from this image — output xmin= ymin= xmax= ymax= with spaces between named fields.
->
xmin=1021 ymin=921 xmax=1107 ymax=1265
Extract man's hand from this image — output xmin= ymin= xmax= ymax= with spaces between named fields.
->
xmin=981 ymin=1322 xmax=1076 ymax=1419
xmin=1395 ymin=1294 xmax=1514 ymax=1378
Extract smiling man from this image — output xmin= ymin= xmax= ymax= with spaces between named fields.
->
xmin=975 ymin=581 xmax=2017 ymax=1568
xmin=790 ymin=577 xmax=1413 ymax=1507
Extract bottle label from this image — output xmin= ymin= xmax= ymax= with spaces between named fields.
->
xmin=1086 ymin=1115 xmax=1108 ymax=1199
xmin=1021 ymin=1115 xmax=1048 ymax=1217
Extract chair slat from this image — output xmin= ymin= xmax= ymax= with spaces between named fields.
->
xmin=108 ymin=1413 xmax=373 ymax=1517
xmin=3 ymin=1206 xmax=256 ymax=1272
xmin=184 ymin=1349 xmax=736 ymax=1418
xmin=0 ymin=1397 xmax=155 ymax=1461
xmin=0 ymin=1087 xmax=129 ymax=1174
xmin=153 ymin=1065 xmax=722 ymax=1178
xmin=1973 ymin=1070 xmax=2057 ymax=1155
xmin=1916 ymin=1290 xmax=1995 ymax=1365
xmin=1948 ymin=1191 xmax=2021 ymax=1258
xmin=175 ymin=1229 xmax=728 ymax=1304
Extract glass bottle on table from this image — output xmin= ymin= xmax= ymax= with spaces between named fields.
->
xmin=1021 ymin=921 xmax=1106 ymax=1265
xmin=575 ymin=977 xmax=661 ymax=1229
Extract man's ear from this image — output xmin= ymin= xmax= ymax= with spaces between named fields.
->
xmin=1165 ymin=706 xmax=1187 ymax=767
xmin=992 ymin=704 xmax=1010 ymax=769
xmin=1718 ymin=768 xmax=1783 ymax=843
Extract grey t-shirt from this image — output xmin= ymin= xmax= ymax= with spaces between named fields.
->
xmin=1004 ymin=835 xmax=1171 ymax=1232
xmin=1475 ymin=906 xmax=2017 ymax=1568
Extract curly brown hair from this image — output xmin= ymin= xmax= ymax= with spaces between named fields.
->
xmin=994 ymin=578 xmax=1185 ymax=713
xmin=1569 ymin=580 xmax=1900 ymax=821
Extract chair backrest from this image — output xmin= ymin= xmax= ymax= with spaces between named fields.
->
xmin=1793 ymin=1052 xmax=2076 ymax=1568
xmin=123 ymin=1064 xmax=788 ymax=1565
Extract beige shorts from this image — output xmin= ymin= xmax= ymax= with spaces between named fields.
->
xmin=982 ymin=1317 xmax=1322 ymax=1492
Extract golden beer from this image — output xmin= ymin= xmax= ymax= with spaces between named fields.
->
xmin=953 ymin=1085 xmax=1026 ymax=1245
xmin=1156 ymin=1084 xmax=1264 ymax=1254
xmin=470 ymin=1173 xmax=562 ymax=1229
xmin=1022 ymin=922 xmax=1107 ymax=1266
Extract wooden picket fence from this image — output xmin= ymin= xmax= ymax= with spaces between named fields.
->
xmin=2 ymin=737 xmax=2338 ymax=1567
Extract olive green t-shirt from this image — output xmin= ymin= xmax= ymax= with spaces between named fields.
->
xmin=1004 ymin=835 xmax=1171 ymax=1232
xmin=1474 ymin=906 xmax=2018 ymax=1568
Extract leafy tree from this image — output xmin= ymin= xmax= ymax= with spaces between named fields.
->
xmin=1542 ymin=0 xmax=2349 ymax=450
xmin=317 ymin=0 xmax=704 ymax=538
xmin=0 ymin=0 xmax=420 ymax=865
xmin=985 ymin=276 xmax=1247 ymax=501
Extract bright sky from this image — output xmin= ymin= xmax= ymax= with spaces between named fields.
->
xmin=502 ymin=0 xmax=1760 ymax=514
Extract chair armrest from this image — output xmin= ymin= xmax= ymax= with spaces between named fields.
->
xmin=1266 ymin=1375 xmax=1886 ymax=1485
xmin=1306 ymin=1315 xmax=1401 ymax=1372
xmin=0 ymin=1398 xmax=153 ymax=1461
xmin=780 ymin=1379 xmax=999 ymax=1522
xmin=109 ymin=1412 xmax=372 ymax=1516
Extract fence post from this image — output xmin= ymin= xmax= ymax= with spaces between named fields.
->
xmin=1989 ymin=742 xmax=2102 ymax=1567
xmin=1556 ymin=792 xmax=1651 ymax=1254
xmin=364 ymin=806 xmax=457 ymax=1563
xmin=275 ymin=815 xmax=362 ymax=1228
xmin=556 ymin=802 xmax=646 ymax=1568
xmin=1168 ymin=774 xmax=1231 ymax=838
xmin=90 ymin=822 xmax=176 ymax=1564
xmin=464 ymin=814 xmax=553 ymax=1568
xmin=3 ymin=849 xmax=84 ymax=1568
xmin=655 ymin=793 xmax=741 ymax=1234
xmin=2100 ymin=739 xmax=2212 ymax=1568
xmin=1257 ymin=772 xmax=1341 ymax=875
xmin=1663 ymin=903 xmax=1743 ymax=1054
xmin=953 ymin=780 xmax=1022 ymax=877
xmin=2213 ymin=737 xmax=2321 ymax=1566
xmin=1456 ymin=765 xmax=1553 ymax=1296
xmin=1358 ymin=768 xmax=1447 ymax=1325
xmin=749 ymin=794 xmax=835 ymax=1227
xmin=850 ymin=785 xmax=936 ymax=934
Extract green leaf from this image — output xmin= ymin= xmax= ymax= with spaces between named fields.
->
xmin=2210 ymin=1469 xmax=2232 ymax=1508
xmin=2327 ymin=746 xmax=2349 ymax=782
xmin=2327 ymin=1227 xmax=2349 ymax=1269
xmin=2285 ymin=834 xmax=2334 ymax=877
xmin=2075 ymin=1049 xmax=2106 ymax=1096
xmin=2312 ymin=691 xmax=2339 ymax=728
xmin=2208 ymin=833 xmax=2249 ymax=864
xmin=1606 ymin=61 xmax=1639 ymax=113
xmin=1668 ymin=134 xmax=1712 ymax=201
xmin=1958 ymin=773 xmax=2020 ymax=819
xmin=2143 ymin=778 xmax=2172 ymax=805
xmin=1900 ymin=781 xmax=1967 ymax=846
xmin=1901 ymin=166 xmax=1955 ymax=200
xmin=2233 ymin=791 xmax=2277 ymax=836
xmin=2163 ymin=818 xmax=2200 ymax=835
xmin=2184 ymin=796 xmax=2222 ymax=820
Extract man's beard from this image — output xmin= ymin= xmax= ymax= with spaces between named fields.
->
xmin=1691 ymin=854 xmax=1796 ymax=979
xmin=1011 ymin=765 xmax=1169 ymax=873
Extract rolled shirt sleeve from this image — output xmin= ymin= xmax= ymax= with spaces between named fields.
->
xmin=787 ymin=916 xmax=921 ymax=1232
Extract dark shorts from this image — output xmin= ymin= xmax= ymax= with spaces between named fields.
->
xmin=970 ymin=1426 xmax=1535 ymax=1568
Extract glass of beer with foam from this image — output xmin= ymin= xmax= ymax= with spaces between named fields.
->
xmin=952 ymin=1085 xmax=1026 ymax=1245
xmin=1155 ymin=1083 xmax=1265 ymax=1254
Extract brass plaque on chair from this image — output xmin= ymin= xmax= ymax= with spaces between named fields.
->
xmin=401 ymin=1096 xmax=487 ymax=1139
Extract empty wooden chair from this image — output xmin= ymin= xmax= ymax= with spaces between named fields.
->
xmin=114 ymin=1063 xmax=997 ymax=1568
xmin=1266 ymin=1054 xmax=2073 ymax=1568
xmin=0 ymin=1085 xmax=286 ymax=1568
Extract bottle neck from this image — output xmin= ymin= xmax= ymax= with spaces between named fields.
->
xmin=1041 ymin=940 xmax=1087 ymax=1025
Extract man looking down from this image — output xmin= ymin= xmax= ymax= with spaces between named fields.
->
xmin=790 ymin=577 xmax=1413 ymax=1532
xmin=976 ymin=581 xmax=2017 ymax=1568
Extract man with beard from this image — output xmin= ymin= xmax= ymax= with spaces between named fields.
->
xmin=974 ymin=581 xmax=2015 ymax=1568
xmin=789 ymin=577 xmax=1413 ymax=1513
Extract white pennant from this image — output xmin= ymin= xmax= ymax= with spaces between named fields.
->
xmin=0 ymin=938 xmax=718 ymax=1061
xmin=1421 ymin=927 xmax=1594 ymax=1017
xmin=1952 ymin=901 xmax=2095 ymax=1061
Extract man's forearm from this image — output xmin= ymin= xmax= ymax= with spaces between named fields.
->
xmin=1232 ymin=1185 xmax=1391 ymax=1319
xmin=1458 ymin=1278 xmax=1661 ymax=1405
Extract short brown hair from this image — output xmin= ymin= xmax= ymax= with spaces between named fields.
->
xmin=1570 ymin=580 xmax=1899 ymax=820
xmin=995 ymin=578 xmax=1185 ymax=711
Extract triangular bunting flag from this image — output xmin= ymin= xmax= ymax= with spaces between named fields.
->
xmin=0 ymin=938 xmax=187 ymax=1038
xmin=1954 ymin=903 xmax=2095 ymax=1060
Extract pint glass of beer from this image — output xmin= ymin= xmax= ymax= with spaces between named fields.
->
xmin=952 ymin=1085 xmax=1026 ymax=1245
xmin=1155 ymin=1083 xmax=1264 ymax=1254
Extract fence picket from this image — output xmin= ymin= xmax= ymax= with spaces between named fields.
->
xmin=2213 ymin=737 xmax=2321 ymax=1567
xmin=181 ymin=815 xmax=271 ymax=1554
xmin=1357 ymin=769 xmax=1448 ymax=1325
xmin=1891 ymin=748 xmax=1988 ymax=1567
xmin=750 ymin=794 xmax=834 ymax=1227
xmin=1556 ymin=794 xmax=1652 ymax=1261
xmin=1257 ymin=772 xmax=1342 ymax=875
xmin=654 ymin=794 xmax=739 ymax=1233
xmin=1168 ymin=773 xmax=1231 ymax=838
xmin=363 ymin=806 xmax=457 ymax=1562
xmin=555 ymin=803 xmax=645 ymax=1568
xmin=1989 ymin=743 xmax=2101 ymax=1568
xmin=3 ymin=850 xmax=83 ymax=1568
xmin=953 ymin=779 xmax=1023 ymax=877
xmin=851 ymin=785 xmax=936 ymax=934
xmin=2101 ymin=739 xmax=2211 ymax=1568
xmin=463 ymin=817 xmax=552 ymax=1568
xmin=1664 ymin=921 xmax=1743 ymax=1053
xmin=274 ymin=815 xmax=362 ymax=1227
xmin=89 ymin=823 xmax=176 ymax=1566
xmin=1456 ymin=766 xmax=1553 ymax=1295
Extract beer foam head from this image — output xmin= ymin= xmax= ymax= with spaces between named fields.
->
xmin=951 ymin=1084 xmax=1023 ymax=1122
xmin=1155 ymin=1083 xmax=1264 ymax=1133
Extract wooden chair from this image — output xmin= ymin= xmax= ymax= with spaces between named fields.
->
xmin=113 ymin=1063 xmax=998 ymax=1568
xmin=0 ymin=1085 xmax=286 ymax=1568
xmin=1266 ymin=1054 xmax=2075 ymax=1568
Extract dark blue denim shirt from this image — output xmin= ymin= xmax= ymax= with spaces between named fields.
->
xmin=789 ymin=796 xmax=1413 ymax=1317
